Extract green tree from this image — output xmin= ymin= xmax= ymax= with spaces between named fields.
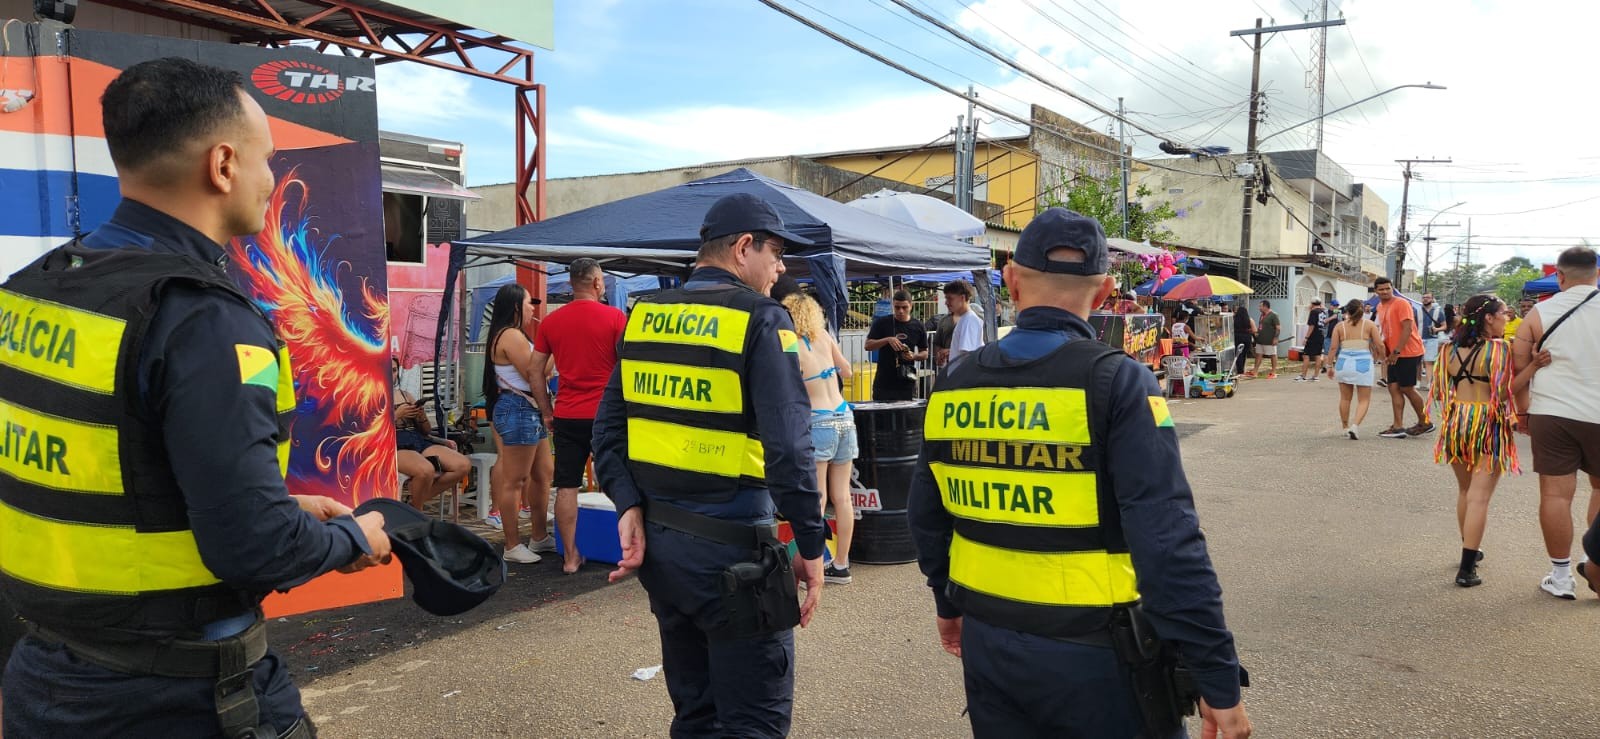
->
xmin=1492 ymin=256 xmax=1534 ymax=276
xmin=1418 ymin=263 xmax=1493 ymax=304
xmin=1044 ymin=170 xmax=1178 ymax=244
xmin=1045 ymin=171 xmax=1180 ymax=292
xmin=1494 ymin=267 xmax=1542 ymax=304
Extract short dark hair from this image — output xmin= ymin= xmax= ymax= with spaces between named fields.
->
xmin=892 ymin=290 xmax=912 ymax=303
xmin=1259 ymin=300 xmax=1270 ymax=308
xmin=1557 ymin=246 xmax=1598 ymax=273
xmin=101 ymin=57 xmax=247 ymax=172
xmin=1373 ymin=276 xmax=1393 ymax=287
xmin=944 ymin=280 xmax=973 ymax=298
xmin=569 ymin=257 xmax=602 ymax=285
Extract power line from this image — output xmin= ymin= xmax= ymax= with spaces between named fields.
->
xmin=1033 ymin=0 xmax=1243 ymax=108
xmin=1003 ymin=0 xmax=1239 ymax=111
xmin=757 ymin=0 xmax=1234 ymax=181
xmin=1067 ymin=0 xmax=1249 ymax=100
xmin=823 ymin=130 xmax=953 ymax=197
xmin=886 ymin=0 xmax=1217 ymax=147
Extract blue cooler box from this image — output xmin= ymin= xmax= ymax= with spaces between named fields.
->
xmin=555 ymin=492 xmax=623 ymax=564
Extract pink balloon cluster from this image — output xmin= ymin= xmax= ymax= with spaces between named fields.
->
xmin=1138 ymin=251 xmax=1182 ymax=282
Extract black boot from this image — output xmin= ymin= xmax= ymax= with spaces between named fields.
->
xmin=1456 ymin=548 xmax=1482 ymax=587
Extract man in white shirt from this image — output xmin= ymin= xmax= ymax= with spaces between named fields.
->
xmin=944 ymin=280 xmax=984 ymax=362
xmin=1514 ymin=246 xmax=1600 ymax=599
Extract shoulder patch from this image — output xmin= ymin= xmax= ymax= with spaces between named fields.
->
xmin=778 ymin=329 xmax=799 ymax=354
xmin=1147 ymin=396 xmax=1174 ymax=428
xmin=236 ymin=344 xmax=278 ymax=389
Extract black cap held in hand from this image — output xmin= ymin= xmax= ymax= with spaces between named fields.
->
xmin=354 ymin=498 xmax=506 ymax=616
xmin=1011 ymin=208 xmax=1110 ymax=276
xmin=699 ymin=193 xmax=815 ymax=246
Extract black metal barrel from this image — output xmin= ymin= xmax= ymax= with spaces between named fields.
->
xmin=849 ymin=400 xmax=925 ymax=564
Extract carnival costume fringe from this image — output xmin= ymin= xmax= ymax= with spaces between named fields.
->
xmin=1430 ymin=338 xmax=1520 ymax=475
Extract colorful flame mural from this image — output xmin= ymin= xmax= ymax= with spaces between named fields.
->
xmin=228 ymin=157 xmax=393 ymax=506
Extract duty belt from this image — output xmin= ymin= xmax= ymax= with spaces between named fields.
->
xmin=26 ymin=619 xmax=309 ymax=739
xmin=644 ymin=499 xmax=779 ymax=549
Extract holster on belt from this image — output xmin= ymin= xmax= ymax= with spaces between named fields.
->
xmin=1108 ymin=605 xmax=1199 ymax=736
xmin=644 ymin=501 xmax=801 ymax=640
xmin=26 ymin=618 xmax=311 ymax=739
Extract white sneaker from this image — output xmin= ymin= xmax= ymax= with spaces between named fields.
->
xmin=1346 ymin=426 xmax=1358 ymax=440
xmin=529 ymin=535 xmax=558 ymax=553
xmin=1541 ymin=572 xmax=1577 ymax=600
xmin=504 ymin=544 xmax=542 ymax=564
xmin=1294 ymin=376 xmax=1307 ymax=382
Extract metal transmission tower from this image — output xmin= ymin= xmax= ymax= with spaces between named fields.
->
xmin=1309 ymin=0 xmax=1329 ymax=150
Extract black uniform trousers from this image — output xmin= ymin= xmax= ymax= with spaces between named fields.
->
xmin=637 ymin=522 xmax=795 ymax=739
xmin=961 ymin=617 xmax=1183 ymax=739
xmin=3 ymin=636 xmax=310 ymax=737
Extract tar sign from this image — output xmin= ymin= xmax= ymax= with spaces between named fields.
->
xmin=251 ymin=60 xmax=376 ymax=105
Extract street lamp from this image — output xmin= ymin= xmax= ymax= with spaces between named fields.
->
xmin=1419 ymin=200 xmax=1465 ymax=292
xmin=1258 ymin=83 xmax=1447 ymax=146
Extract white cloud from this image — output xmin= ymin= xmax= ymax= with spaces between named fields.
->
xmin=517 ymin=0 xmax=1599 ymax=268
xmin=374 ymin=64 xmax=508 ymax=132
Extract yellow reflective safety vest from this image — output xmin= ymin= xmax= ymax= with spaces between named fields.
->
xmin=0 ymin=242 xmax=295 ymax=633
xmin=923 ymin=338 xmax=1138 ymax=638
xmin=619 ymin=285 xmax=767 ymax=501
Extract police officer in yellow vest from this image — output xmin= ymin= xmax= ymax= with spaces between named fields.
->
xmin=592 ymin=192 xmax=827 ymax=737
xmin=0 ymin=58 xmax=391 ymax=738
xmin=908 ymin=208 xmax=1252 ymax=738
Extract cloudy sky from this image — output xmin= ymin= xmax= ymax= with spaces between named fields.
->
xmin=376 ymin=0 xmax=1599 ymax=271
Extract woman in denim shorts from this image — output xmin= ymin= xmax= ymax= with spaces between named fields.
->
xmin=480 ymin=284 xmax=554 ymax=564
xmin=781 ymin=291 xmax=859 ymax=585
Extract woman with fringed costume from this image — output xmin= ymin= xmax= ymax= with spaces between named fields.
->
xmin=1431 ymin=294 xmax=1551 ymax=587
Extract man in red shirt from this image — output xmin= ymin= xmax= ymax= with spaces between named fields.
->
xmin=1375 ymin=277 xmax=1432 ymax=438
xmin=530 ymin=258 xmax=629 ymax=573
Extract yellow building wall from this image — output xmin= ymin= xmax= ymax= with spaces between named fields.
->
xmin=815 ymin=142 xmax=1039 ymax=230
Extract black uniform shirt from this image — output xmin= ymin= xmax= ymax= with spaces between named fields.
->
xmin=592 ymin=267 xmax=826 ymax=559
xmin=81 ymin=199 xmax=366 ymax=596
xmin=908 ymin=306 xmax=1243 ymax=708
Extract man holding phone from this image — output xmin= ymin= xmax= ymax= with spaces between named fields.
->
xmin=865 ymin=290 xmax=928 ymax=401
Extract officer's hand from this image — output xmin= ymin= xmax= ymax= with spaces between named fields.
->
xmin=935 ymin=616 xmax=962 ymax=657
xmin=1199 ymin=698 xmax=1252 ymax=739
xmin=293 ymin=494 xmax=353 ymax=521
xmin=609 ymin=507 xmax=646 ymax=583
xmin=341 ymin=511 xmax=393 ymax=573
xmin=795 ymin=554 xmax=823 ymax=627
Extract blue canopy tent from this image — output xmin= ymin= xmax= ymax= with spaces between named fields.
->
xmin=1524 ymin=273 xmax=1560 ymax=295
xmin=469 ymin=270 xmax=660 ymax=341
xmin=903 ymin=270 xmax=1002 ymax=287
xmin=452 ymin=168 xmax=991 ymax=334
xmin=1524 ymin=255 xmax=1599 ymax=294
xmin=1134 ymin=274 xmax=1194 ymax=297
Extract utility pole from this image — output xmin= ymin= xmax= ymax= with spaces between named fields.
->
xmin=954 ymin=85 xmax=979 ymax=214
xmin=1118 ymin=96 xmax=1129 ymax=238
xmin=1231 ymin=16 xmax=1343 ymax=285
xmin=1420 ymin=220 xmax=1459 ymax=290
xmin=1391 ymin=157 xmax=1452 ymax=285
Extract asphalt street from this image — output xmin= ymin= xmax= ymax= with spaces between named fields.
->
xmin=282 ymin=370 xmax=1600 ymax=738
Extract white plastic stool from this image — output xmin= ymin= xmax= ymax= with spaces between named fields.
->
xmin=468 ymin=452 xmax=497 ymax=523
